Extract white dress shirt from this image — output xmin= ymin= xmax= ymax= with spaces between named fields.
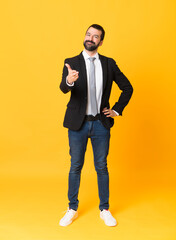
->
xmin=66 ymin=49 xmax=119 ymax=116
xmin=82 ymin=50 xmax=103 ymax=115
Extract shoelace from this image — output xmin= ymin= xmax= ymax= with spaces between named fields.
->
xmin=102 ymin=210 xmax=113 ymax=218
xmin=61 ymin=208 xmax=75 ymax=219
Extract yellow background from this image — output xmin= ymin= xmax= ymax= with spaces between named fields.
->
xmin=0 ymin=0 xmax=176 ymax=239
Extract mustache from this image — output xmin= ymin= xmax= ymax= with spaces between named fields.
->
xmin=85 ymin=40 xmax=95 ymax=44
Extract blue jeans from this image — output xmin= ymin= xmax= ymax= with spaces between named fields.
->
xmin=68 ymin=120 xmax=110 ymax=211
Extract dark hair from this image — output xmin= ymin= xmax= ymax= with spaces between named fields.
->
xmin=86 ymin=24 xmax=105 ymax=41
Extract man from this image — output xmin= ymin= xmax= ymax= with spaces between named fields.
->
xmin=59 ymin=24 xmax=133 ymax=227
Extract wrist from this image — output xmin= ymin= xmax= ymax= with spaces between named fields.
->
xmin=67 ymin=78 xmax=73 ymax=84
xmin=66 ymin=76 xmax=74 ymax=86
xmin=68 ymin=80 xmax=73 ymax=84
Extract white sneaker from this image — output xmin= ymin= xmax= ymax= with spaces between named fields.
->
xmin=100 ymin=209 xmax=117 ymax=226
xmin=59 ymin=208 xmax=78 ymax=226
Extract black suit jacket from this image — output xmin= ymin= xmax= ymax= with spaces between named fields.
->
xmin=60 ymin=52 xmax=133 ymax=131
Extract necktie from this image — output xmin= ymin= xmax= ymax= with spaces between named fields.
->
xmin=89 ymin=57 xmax=98 ymax=116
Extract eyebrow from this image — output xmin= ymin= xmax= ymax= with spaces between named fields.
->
xmin=86 ymin=32 xmax=100 ymax=38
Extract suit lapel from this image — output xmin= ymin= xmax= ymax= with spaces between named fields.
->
xmin=99 ymin=54 xmax=108 ymax=92
xmin=78 ymin=52 xmax=87 ymax=94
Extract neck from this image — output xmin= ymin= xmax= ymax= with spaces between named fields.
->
xmin=84 ymin=49 xmax=98 ymax=57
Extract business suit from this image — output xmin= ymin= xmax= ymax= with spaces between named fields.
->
xmin=60 ymin=51 xmax=133 ymax=212
xmin=60 ymin=52 xmax=133 ymax=131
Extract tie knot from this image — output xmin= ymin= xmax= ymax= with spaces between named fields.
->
xmin=89 ymin=57 xmax=96 ymax=62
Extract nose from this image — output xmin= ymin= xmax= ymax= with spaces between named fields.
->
xmin=87 ymin=35 xmax=93 ymax=41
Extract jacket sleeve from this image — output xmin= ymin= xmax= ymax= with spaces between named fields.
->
xmin=60 ymin=59 xmax=75 ymax=94
xmin=111 ymin=59 xmax=133 ymax=115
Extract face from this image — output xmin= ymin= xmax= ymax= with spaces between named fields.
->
xmin=83 ymin=27 xmax=103 ymax=51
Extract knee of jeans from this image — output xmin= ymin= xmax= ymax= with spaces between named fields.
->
xmin=95 ymin=165 xmax=108 ymax=175
xmin=70 ymin=164 xmax=83 ymax=174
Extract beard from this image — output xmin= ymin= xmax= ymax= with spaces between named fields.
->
xmin=83 ymin=40 xmax=101 ymax=51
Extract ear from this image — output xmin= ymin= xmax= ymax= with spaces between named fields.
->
xmin=99 ymin=40 xmax=103 ymax=47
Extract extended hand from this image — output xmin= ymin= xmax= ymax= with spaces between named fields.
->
xmin=102 ymin=107 xmax=117 ymax=117
xmin=65 ymin=63 xmax=79 ymax=84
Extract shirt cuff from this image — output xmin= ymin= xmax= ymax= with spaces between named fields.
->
xmin=112 ymin=110 xmax=119 ymax=116
xmin=66 ymin=77 xmax=74 ymax=87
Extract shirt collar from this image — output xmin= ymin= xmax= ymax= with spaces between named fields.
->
xmin=82 ymin=49 xmax=99 ymax=60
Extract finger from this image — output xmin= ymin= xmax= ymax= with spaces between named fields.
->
xmin=71 ymin=70 xmax=79 ymax=74
xmin=104 ymin=111 xmax=111 ymax=117
xmin=73 ymin=74 xmax=79 ymax=79
xmin=106 ymin=113 xmax=113 ymax=117
xmin=71 ymin=75 xmax=79 ymax=81
xmin=71 ymin=74 xmax=79 ymax=82
xmin=71 ymin=71 xmax=79 ymax=76
xmin=65 ymin=63 xmax=72 ymax=72
xmin=102 ymin=107 xmax=108 ymax=112
xmin=103 ymin=111 xmax=110 ymax=115
xmin=103 ymin=109 xmax=110 ymax=113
